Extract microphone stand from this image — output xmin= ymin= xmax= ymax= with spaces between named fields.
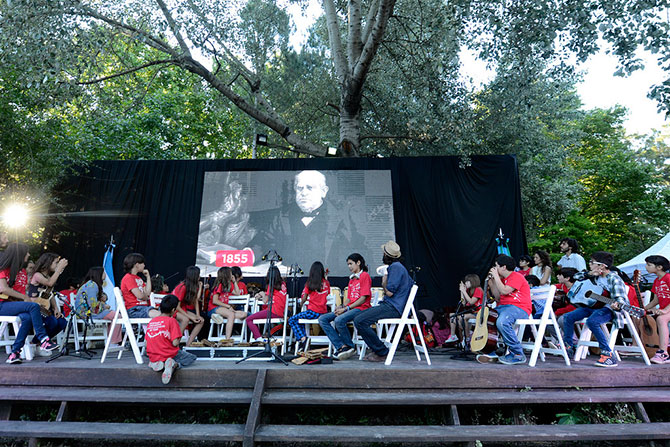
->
xmin=448 ymin=298 xmax=476 ymax=361
xmin=47 ymin=292 xmax=95 ymax=363
xmin=237 ymin=250 xmax=288 ymax=365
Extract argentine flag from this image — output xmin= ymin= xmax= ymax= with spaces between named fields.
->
xmin=102 ymin=238 xmax=116 ymax=311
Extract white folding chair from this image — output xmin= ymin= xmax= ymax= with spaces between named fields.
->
xmin=149 ymin=293 xmax=167 ymax=308
xmin=0 ymin=316 xmax=34 ymax=360
xmin=376 ymin=284 xmax=431 ymax=366
xmin=100 ymin=287 xmax=151 ymax=364
xmin=208 ymin=294 xmax=251 ymax=343
xmin=251 ymin=295 xmax=296 ymax=355
xmin=354 ymin=287 xmax=385 ymax=359
xmin=514 ymin=285 xmax=571 ymax=367
xmin=69 ymin=293 xmax=111 ymax=351
xmin=293 ymin=293 xmax=337 ymax=355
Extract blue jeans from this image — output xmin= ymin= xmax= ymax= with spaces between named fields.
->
xmin=174 ymin=349 xmax=197 ymax=368
xmin=0 ymin=301 xmax=49 ymax=353
xmin=495 ymin=305 xmax=529 ymax=356
xmin=318 ymin=308 xmax=361 ymax=350
xmin=128 ymin=305 xmax=153 ymax=318
xmin=562 ymin=307 xmax=614 ymax=353
xmin=353 ymin=302 xmax=400 ymax=356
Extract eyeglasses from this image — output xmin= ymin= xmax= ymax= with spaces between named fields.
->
xmin=589 ymin=260 xmax=606 ymax=266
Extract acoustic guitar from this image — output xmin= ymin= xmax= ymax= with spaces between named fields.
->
xmin=631 ymin=270 xmax=659 ymax=357
xmin=470 ymin=276 xmax=498 ymax=353
xmin=583 ymin=291 xmax=646 ymax=318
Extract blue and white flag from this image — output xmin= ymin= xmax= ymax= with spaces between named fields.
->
xmin=102 ymin=237 xmax=116 ymax=311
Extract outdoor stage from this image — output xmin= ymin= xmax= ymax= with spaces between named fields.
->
xmin=0 ymin=350 xmax=669 ymax=446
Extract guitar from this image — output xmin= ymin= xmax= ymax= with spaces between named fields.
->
xmin=32 ymin=286 xmax=54 ymax=318
xmin=470 ymin=276 xmax=498 ymax=353
xmin=631 ymin=269 xmax=659 ymax=357
xmin=583 ymin=290 xmax=646 ymax=318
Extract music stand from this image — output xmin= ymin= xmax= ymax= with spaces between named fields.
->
xmin=237 ymin=250 xmax=288 ymax=365
xmin=47 ymin=292 xmax=95 ymax=363
xmin=448 ymin=301 xmax=476 ymax=361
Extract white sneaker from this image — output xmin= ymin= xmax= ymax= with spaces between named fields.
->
xmin=444 ymin=334 xmax=459 ymax=344
xmin=210 ymin=314 xmax=224 ymax=325
xmin=36 ymin=346 xmax=53 ymax=357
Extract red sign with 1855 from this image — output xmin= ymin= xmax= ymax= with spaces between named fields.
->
xmin=215 ymin=249 xmax=255 ymax=267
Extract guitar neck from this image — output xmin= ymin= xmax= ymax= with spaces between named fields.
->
xmin=585 ymin=291 xmax=644 ymax=317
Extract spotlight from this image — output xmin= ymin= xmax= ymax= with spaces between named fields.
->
xmin=2 ymin=204 xmax=29 ymax=228
xmin=255 ymin=134 xmax=268 ymax=146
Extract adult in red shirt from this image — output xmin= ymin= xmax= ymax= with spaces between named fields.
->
xmin=318 ymin=253 xmax=371 ymax=360
xmin=644 ymin=255 xmax=670 ymax=364
xmin=0 ymin=243 xmax=58 ymax=363
xmin=485 ymin=254 xmax=531 ymax=365
xmin=120 ymin=253 xmax=160 ymax=319
xmin=288 ymin=261 xmax=330 ymax=351
xmin=145 ymin=295 xmax=197 ymax=384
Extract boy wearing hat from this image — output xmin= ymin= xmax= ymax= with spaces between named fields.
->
xmin=354 ymin=240 xmax=413 ymax=362
xmin=562 ymin=251 xmax=628 ymax=367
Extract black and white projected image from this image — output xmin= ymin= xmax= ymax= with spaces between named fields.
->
xmin=196 ymin=170 xmax=396 ymax=277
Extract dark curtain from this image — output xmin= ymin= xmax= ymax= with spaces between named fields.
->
xmin=46 ymin=155 xmax=527 ymax=310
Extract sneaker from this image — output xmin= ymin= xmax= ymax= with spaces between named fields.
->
xmin=162 ymin=358 xmax=176 ymax=384
xmin=498 ymin=353 xmax=527 ymax=365
xmin=476 ymin=353 xmax=499 ymax=364
xmin=363 ymin=352 xmax=387 ymax=362
xmin=650 ymin=350 xmax=670 ymax=365
xmin=335 ymin=346 xmax=355 ymax=360
xmin=39 ymin=339 xmax=59 ymax=352
xmin=148 ymin=360 xmax=164 ymax=372
xmin=210 ymin=314 xmax=224 ymax=325
xmin=444 ymin=334 xmax=459 ymax=344
xmin=6 ymin=352 xmax=21 ymax=364
xmin=297 ymin=339 xmax=307 ymax=352
xmin=35 ymin=346 xmax=53 ymax=357
xmin=565 ymin=344 xmax=576 ymax=359
xmin=594 ymin=352 xmax=618 ymax=368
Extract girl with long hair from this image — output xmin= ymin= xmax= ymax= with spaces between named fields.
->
xmin=318 ymin=253 xmax=372 ymax=360
xmin=288 ymin=261 xmax=330 ymax=352
xmin=445 ymin=273 xmax=484 ymax=344
xmin=531 ymin=250 xmax=553 ymax=285
xmin=208 ymin=267 xmax=247 ymax=341
xmin=0 ymin=243 xmax=58 ymax=363
xmin=27 ymin=252 xmax=69 ymax=353
xmin=172 ymin=266 xmax=205 ymax=346
xmin=245 ymin=266 xmax=287 ymax=342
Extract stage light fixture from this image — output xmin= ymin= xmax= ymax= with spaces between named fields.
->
xmin=2 ymin=203 xmax=29 ymax=228
xmin=255 ymin=134 xmax=268 ymax=146
xmin=327 ymin=147 xmax=337 ymax=156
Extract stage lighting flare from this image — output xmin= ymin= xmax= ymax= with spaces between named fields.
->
xmin=2 ymin=204 xmax=29 ymax=228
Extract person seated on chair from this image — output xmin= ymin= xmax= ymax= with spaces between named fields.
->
xmin=0 ymin=243 xmax=59 ymax=364
xmin=120 ymin=253 xmax=161 ymax=319
xmin=445 ymin=273 xmax=483 ymax=344
xmin=146 ymin=295 xmax=197 ymax=385
xmin=76 ymin=266 xmax=122 ymax=346
xmin=562 ymin=251 xmax=628 ymax=368
xmin=172 ymin=266 xmax=205 ymax=347
xmin=245 ymin=266 xmax=287 ymax=343
xmin=319 ymin=253 xmax=372 ymax=360
xmin=354 ymin=241 xmax=413 ymax=363
xmin=231 ymin=266 xmax=248 ymax=296
xmin=480 ymin=254 xmax=532 ymax=365
xmin=289 ymin=261 xmax=330 ymax=352
xmin=644 ymin=255 xmax=670 ymax=364
xmin=515 ymin=255 xmax=533 ymax=277
xmin=208 ymin=266 xmax=247 ymax=341
xmin=27 ymin=252 xmax=69 ymax=356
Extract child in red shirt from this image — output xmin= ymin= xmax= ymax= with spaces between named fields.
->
xmin=245 ymin=266 xmax=288 ymax=342
xmin=516 ymin=255 xmax=532 ymax=277
xmin=288 ymin=261 xmax=330 ymax=352
xmin=231 ymin=266 xmax=248 ymax=296
xmin=120 ymin=253 xmax=160 ymax=319
xmin=172 ymin=266 xmax=204 ymax=346
xmin=644 ymin=255 xmax=670 ymax=364
xmin=208 ymin=267 xmax=247 ymax=341
xmin=446 ymin=273 xmax=484 ymax=344
xmin=146 ymin=295 xmax=197 ymax=384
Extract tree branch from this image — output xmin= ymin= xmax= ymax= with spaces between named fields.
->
xmin=362 ymin=0 xmax=380 ymax=45
xmin=155 ymin=0 xmax=192 ymax=58
xmin=353 ymin=0 xmax=397 ymax=84
xmin=348 ymin=0 xmax=363 ymax=70
xmin=77 ymin=59 xmax=176 ymax=85
xmin=323 ymin=0 xmax=348 ymax=83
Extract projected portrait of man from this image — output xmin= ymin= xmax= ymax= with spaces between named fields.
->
xmin=252 ymin=170 xmax=364 ymax=273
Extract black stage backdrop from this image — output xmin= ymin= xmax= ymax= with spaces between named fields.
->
xmin=46 ymin=155 xmax=527 ymax=310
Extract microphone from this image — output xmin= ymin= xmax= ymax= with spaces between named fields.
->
xmin=261 ymin=250 xmax=271 ymax=261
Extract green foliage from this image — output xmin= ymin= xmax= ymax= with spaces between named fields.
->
xmin=557 ymin=403 xmax=640 ymax=425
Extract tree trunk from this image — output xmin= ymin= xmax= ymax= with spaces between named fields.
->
xmin=339 ymin=103 xmax=361 ymax=157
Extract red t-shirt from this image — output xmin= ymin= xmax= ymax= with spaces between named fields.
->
xmin=145 ymin=315 xmax=181 ymax=362
xmin=121 ymin=273 xmax=147 ymax=309
xmin=173 ymin=282 xmax=196 ymax=312
xmin=208 ymin=283 xmax=231 ymax=311
xmin=302 ymin=280 xmax=330 ymax=314
xmin=13 ymin=269 xmax=28 ymax=295
xmin=264 ymin=282 xmax=288 ymax=316
xmin=626 ymin=283 xmax=640 ymax=308
xmin=499 ymin=271 xmax=531 ymax=315
xmin=238 ymin=281 xmax=248 ymax=295
xmin=652 ymin=273 xmax=670 ymax=309
xmin=346 ymin=272 xmax=372 ymax=310
xmin=517 ymin=269 xmax=531 ymax=277
xmin=0 ymin=268 xmax=10 ymax=302
xmin=469 ymin=287 xmax=484 ymax=308
xmin=555 ymin=283 xmax=569 ymax=294
xmin=59 ymin=288 xmax=77 ymax=316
